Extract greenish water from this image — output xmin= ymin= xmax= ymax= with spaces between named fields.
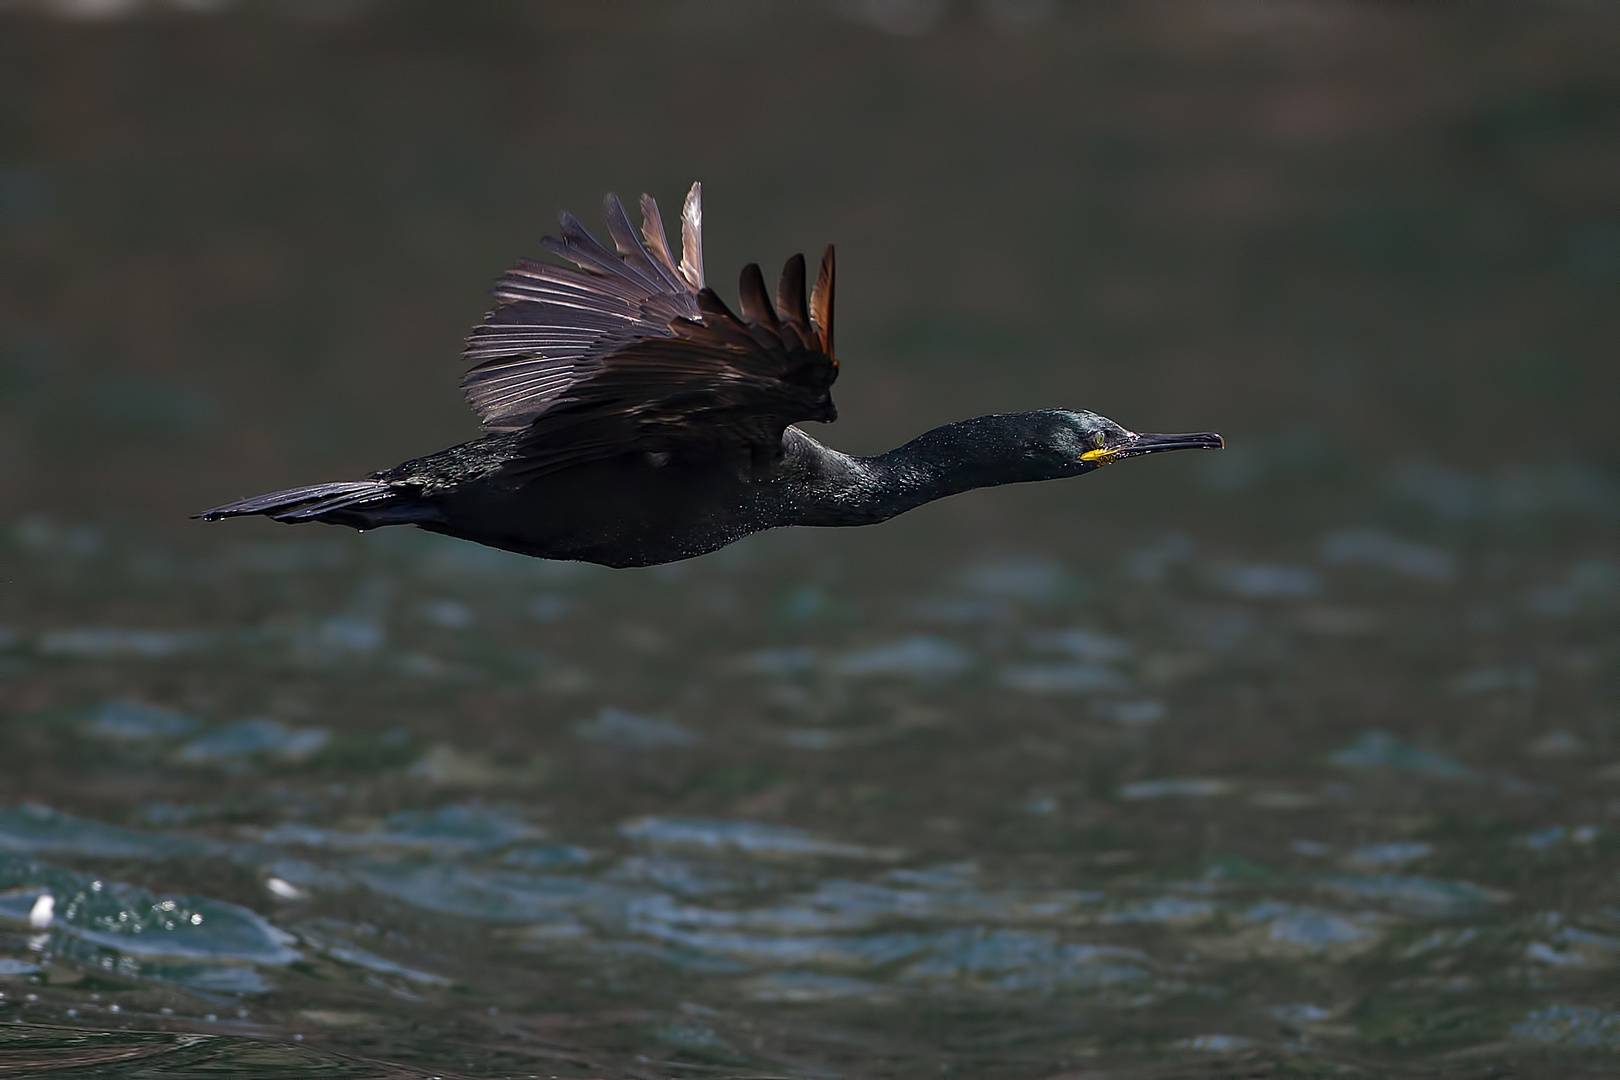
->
xmin=2 ymin=3 xmax=1619 ymax=1077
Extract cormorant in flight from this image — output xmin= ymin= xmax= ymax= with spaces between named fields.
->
xmin=199 ymin=183 xmax=1222 ymax=568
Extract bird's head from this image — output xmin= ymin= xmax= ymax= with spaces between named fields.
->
xmin=1039 ymin=409 xmax=1223 ymax=476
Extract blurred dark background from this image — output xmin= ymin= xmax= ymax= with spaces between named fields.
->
xmin=2 ymin=0 xmax=1616 ymax=552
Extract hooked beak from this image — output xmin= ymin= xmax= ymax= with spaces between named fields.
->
xmin=1080 ymin=430 xmax=1224 ymax=466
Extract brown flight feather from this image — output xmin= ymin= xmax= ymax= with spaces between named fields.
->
xmin=811 ymin=245 xmax=836 ymax=365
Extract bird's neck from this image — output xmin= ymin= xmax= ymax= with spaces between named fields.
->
xmin=780 ymin=412 xmax=1088 ymax=527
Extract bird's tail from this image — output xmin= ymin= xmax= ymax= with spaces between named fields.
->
xmin=195 ymin=480 xmax=403 ymax=525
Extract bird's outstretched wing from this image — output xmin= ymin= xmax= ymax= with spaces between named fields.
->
xmin=461 ymin=182 xmax=838 ymax=477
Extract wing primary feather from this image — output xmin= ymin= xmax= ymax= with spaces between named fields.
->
xmin=736 ymin=263 xmax=779 ymax=329
xmin=500 ymin=259 xmax=645 ymax=307
xmin=553 ymin=211 xmax=662 ymax=292
xmin=776 ymin=253 xmax=810 ymax=341
xmin=604 ymin=192 xmax=682 ymax=291
xmin=811 ymin=244 xmax=836 ymax=362
xmin=679 ymin=181 xmax=704 ymax=290
xmin=533 ymin=240 xmax=656 ymax=304
xmin=555 ymin=210 xmax=620 ymax=267
xmin=638 ymin=193 xmax=685 ymax=288
xmin=694 ymin=286 xmax=742 ymax=327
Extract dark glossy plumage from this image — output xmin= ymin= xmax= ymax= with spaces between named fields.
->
xmin=199 ymin=183 xmax=1222 ymax=567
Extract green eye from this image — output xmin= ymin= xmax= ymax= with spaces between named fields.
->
xmin=1093 ymin=431 xmax=1109 ymax=448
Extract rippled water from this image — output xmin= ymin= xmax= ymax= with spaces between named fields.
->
xmin=3 ymin=3 xmax=1619 ymax=1077
xmin=4 ymin=513 xmax=1619 ymax=1076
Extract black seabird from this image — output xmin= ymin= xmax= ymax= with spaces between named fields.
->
xmin=199 ymin=183 xmax=1223 ymax=568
